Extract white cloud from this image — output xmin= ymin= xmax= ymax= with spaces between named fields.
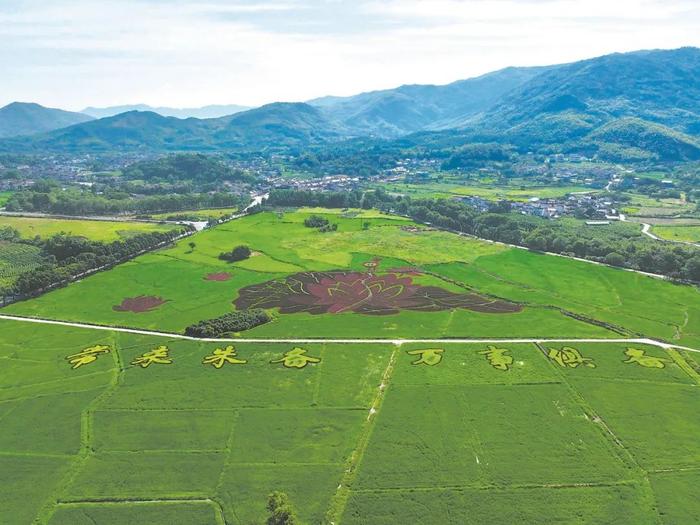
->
xmin=0 ymin=0 xmax=698 ymax=110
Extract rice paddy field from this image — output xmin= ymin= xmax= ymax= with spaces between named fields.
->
xmin=5 ymin=209 xmax=699 ymax=346
xmin=149 ymin=207 xmax=240 ymax=221
xmin=377 ymin=181 xmax=594 ymax=201
xmin=3 ymin=320 xmax=700 ymax=524
xmin=651 ymin=224 xmax=700 ymax=243
xmin=0 ymin=216 xmax=180 ymax=241
xmin=0 ymin=240 xmax=43 ymax=289
xmin=3 ymin=208 xmax=700 ymax=524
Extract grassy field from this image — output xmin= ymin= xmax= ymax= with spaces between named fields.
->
xmin=0 ymin=216 xmax=180 ymax=241
xmin=149 ymin=207 xmax=240 ymax=221
xmin=2 ymin=319 xmax=700 ymax=524
xmin=4 ymin=209 xmax=699 ymax=348
xmin=651 ymin=225 xmax=700 ymax=243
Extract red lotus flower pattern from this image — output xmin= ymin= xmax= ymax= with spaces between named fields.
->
xmin=234 ymin=271 xmax=521 ymax=316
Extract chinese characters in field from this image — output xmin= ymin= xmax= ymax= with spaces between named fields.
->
xmin=66 ymin=345 xmax=111 ymax=369
xmin=623 ymin=347 xmax=670 ymax=368
xmin=203 ymin=345 xmax=247 ymax=368
xmin=546 ymin=347 xmax=596 ymax=369
xmin=64 ymin=344 xmax=679 ymax=375
xmin=407 ymin=348 xmax=444 ymax=366
xmin=131 ymin=345 xmax=173 ymax=368
xmin=271 ymin=347 xmax=321 ymax=369
xmin=479 ymin=346 xmax=513 ymax=371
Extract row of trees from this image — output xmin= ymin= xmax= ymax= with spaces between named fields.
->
xmin=265 ymin=190 xmax=700 ymax=282
xmin=185 ymin=309 xmax=271 ymax=337
xmin=266 ymin=188 xmax=393 ymax=211
xmin=5 ymin=188 xmax=245 ymax=216
xmin=7 ymin=229 xmax=188 ymax=296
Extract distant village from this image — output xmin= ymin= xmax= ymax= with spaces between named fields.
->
xmin=0 ymin=152 xmax=651 ymax=225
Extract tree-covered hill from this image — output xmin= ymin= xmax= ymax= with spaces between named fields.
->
xmin=0 ymin=102 xmax=93 ymax=139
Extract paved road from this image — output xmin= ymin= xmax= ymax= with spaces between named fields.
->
xmin=1 ymin=313 xmax=697 ymax=353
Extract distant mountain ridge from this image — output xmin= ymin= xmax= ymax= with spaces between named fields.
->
xmin=308 ymin=66 xmax=551 ymax=137
xmin=0 ymin=102 xmax=93 ymax=138
xmin=82 ymin=103 xmax=251 ymax=120
xmin=3 ymin=47 xmax=700 ymax=160
xmin=0 ymin=103 xmax=344 ymax=153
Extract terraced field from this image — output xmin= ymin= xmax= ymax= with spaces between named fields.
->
xmin=3 ymin=208 xmax=700 ymax=524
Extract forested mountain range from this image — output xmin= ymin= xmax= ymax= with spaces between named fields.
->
xmin=2 ymin=47 xmax=699 ymax=160
xmin=0 ymin=102 xmax=93 ymax=138
xmin=81 ymin=103 xmax=250 ymax=119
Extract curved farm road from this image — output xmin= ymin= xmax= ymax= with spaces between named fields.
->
xmin=620 ymin=213 xmax=700 ymax=247
xmin=1 ymin=313 xmax=698 ymax=354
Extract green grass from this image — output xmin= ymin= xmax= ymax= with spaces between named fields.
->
xmin=649 ymin=470 xmax=700 ymax=525
xmin=0 ymin=191 xmax=12 ymax=206
xmin=652 ymin=225 xmax=700 ymax=243
xmin=342 ymin=484 xmax=657 ymax=524
xmin=0 ymin=215 xmax=179 ymax=241
xmin=378 ymin=181 xmax=595 ymax=201
xmin=48 ymin=501 xmax=224 ymax=525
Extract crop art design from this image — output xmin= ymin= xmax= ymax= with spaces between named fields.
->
xmin=204 ymin=272 xmax=232 ymax=281
xmin=113 ymin=295 xmax=168 ymax=313
xmin=235 ymin=271 xmax=522 ymax=316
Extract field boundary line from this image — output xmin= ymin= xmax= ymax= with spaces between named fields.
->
xmin=666 ymin=348 xmax=700 ymax=384
xmin=1 ymin=313 xmax=699 ymax=353
xmin=326 ymin=345 xmax=398 ymax=524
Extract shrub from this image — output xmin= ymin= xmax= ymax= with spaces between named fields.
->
xmin=304 ymin=215 xmax=330 ymax=228
xmin=219 ymin=245 xmax=251 ymax=262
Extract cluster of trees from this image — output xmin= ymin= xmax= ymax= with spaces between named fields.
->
xmin=442 ymin=143 xmax=513 ymax=169
xmin=0 ymin=225 xmax=20 ymax=241
xmin=266 ymin=491 xmax=300 ymax=525
xmin=303 ymin=215 xmax=337 ymax=232
xmin=184 ymin=309 xmax=271 ymax=337
xmin=6 ymin=187 xmax=245 ymax=215
xmin=5 ymin=186 xmax=245 ymax=216
xmin=123 ymin=153 xmax=255 ymax=184
xmin=303 ymin=215 xmax=329 ymax=228
xmin=266 ymin=188 xmax=392 ymax=210
xmin=265 ymin=189 xmax=700 ymax=282
xmin=219 ymin=245 xmax=252 ymax=262
xmin=9 ymin=229 xmax=187 ymax=296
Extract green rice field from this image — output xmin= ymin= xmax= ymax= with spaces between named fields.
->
xmin=4 ymin=209 xmax=699 ymax=347
xmin=3 ymin=207 xmax=700 ymax=523
xmin=0 ymin=216 xmax=180 ymax=242
xmin=2 ymin=320 xmax=700 ymax=524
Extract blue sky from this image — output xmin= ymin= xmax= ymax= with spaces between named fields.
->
xmin=1 ymin=0 xmax=699 ymax=110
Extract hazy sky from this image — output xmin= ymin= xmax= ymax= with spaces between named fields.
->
xmin=2 ymin=0 xmax=700 ymax=110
